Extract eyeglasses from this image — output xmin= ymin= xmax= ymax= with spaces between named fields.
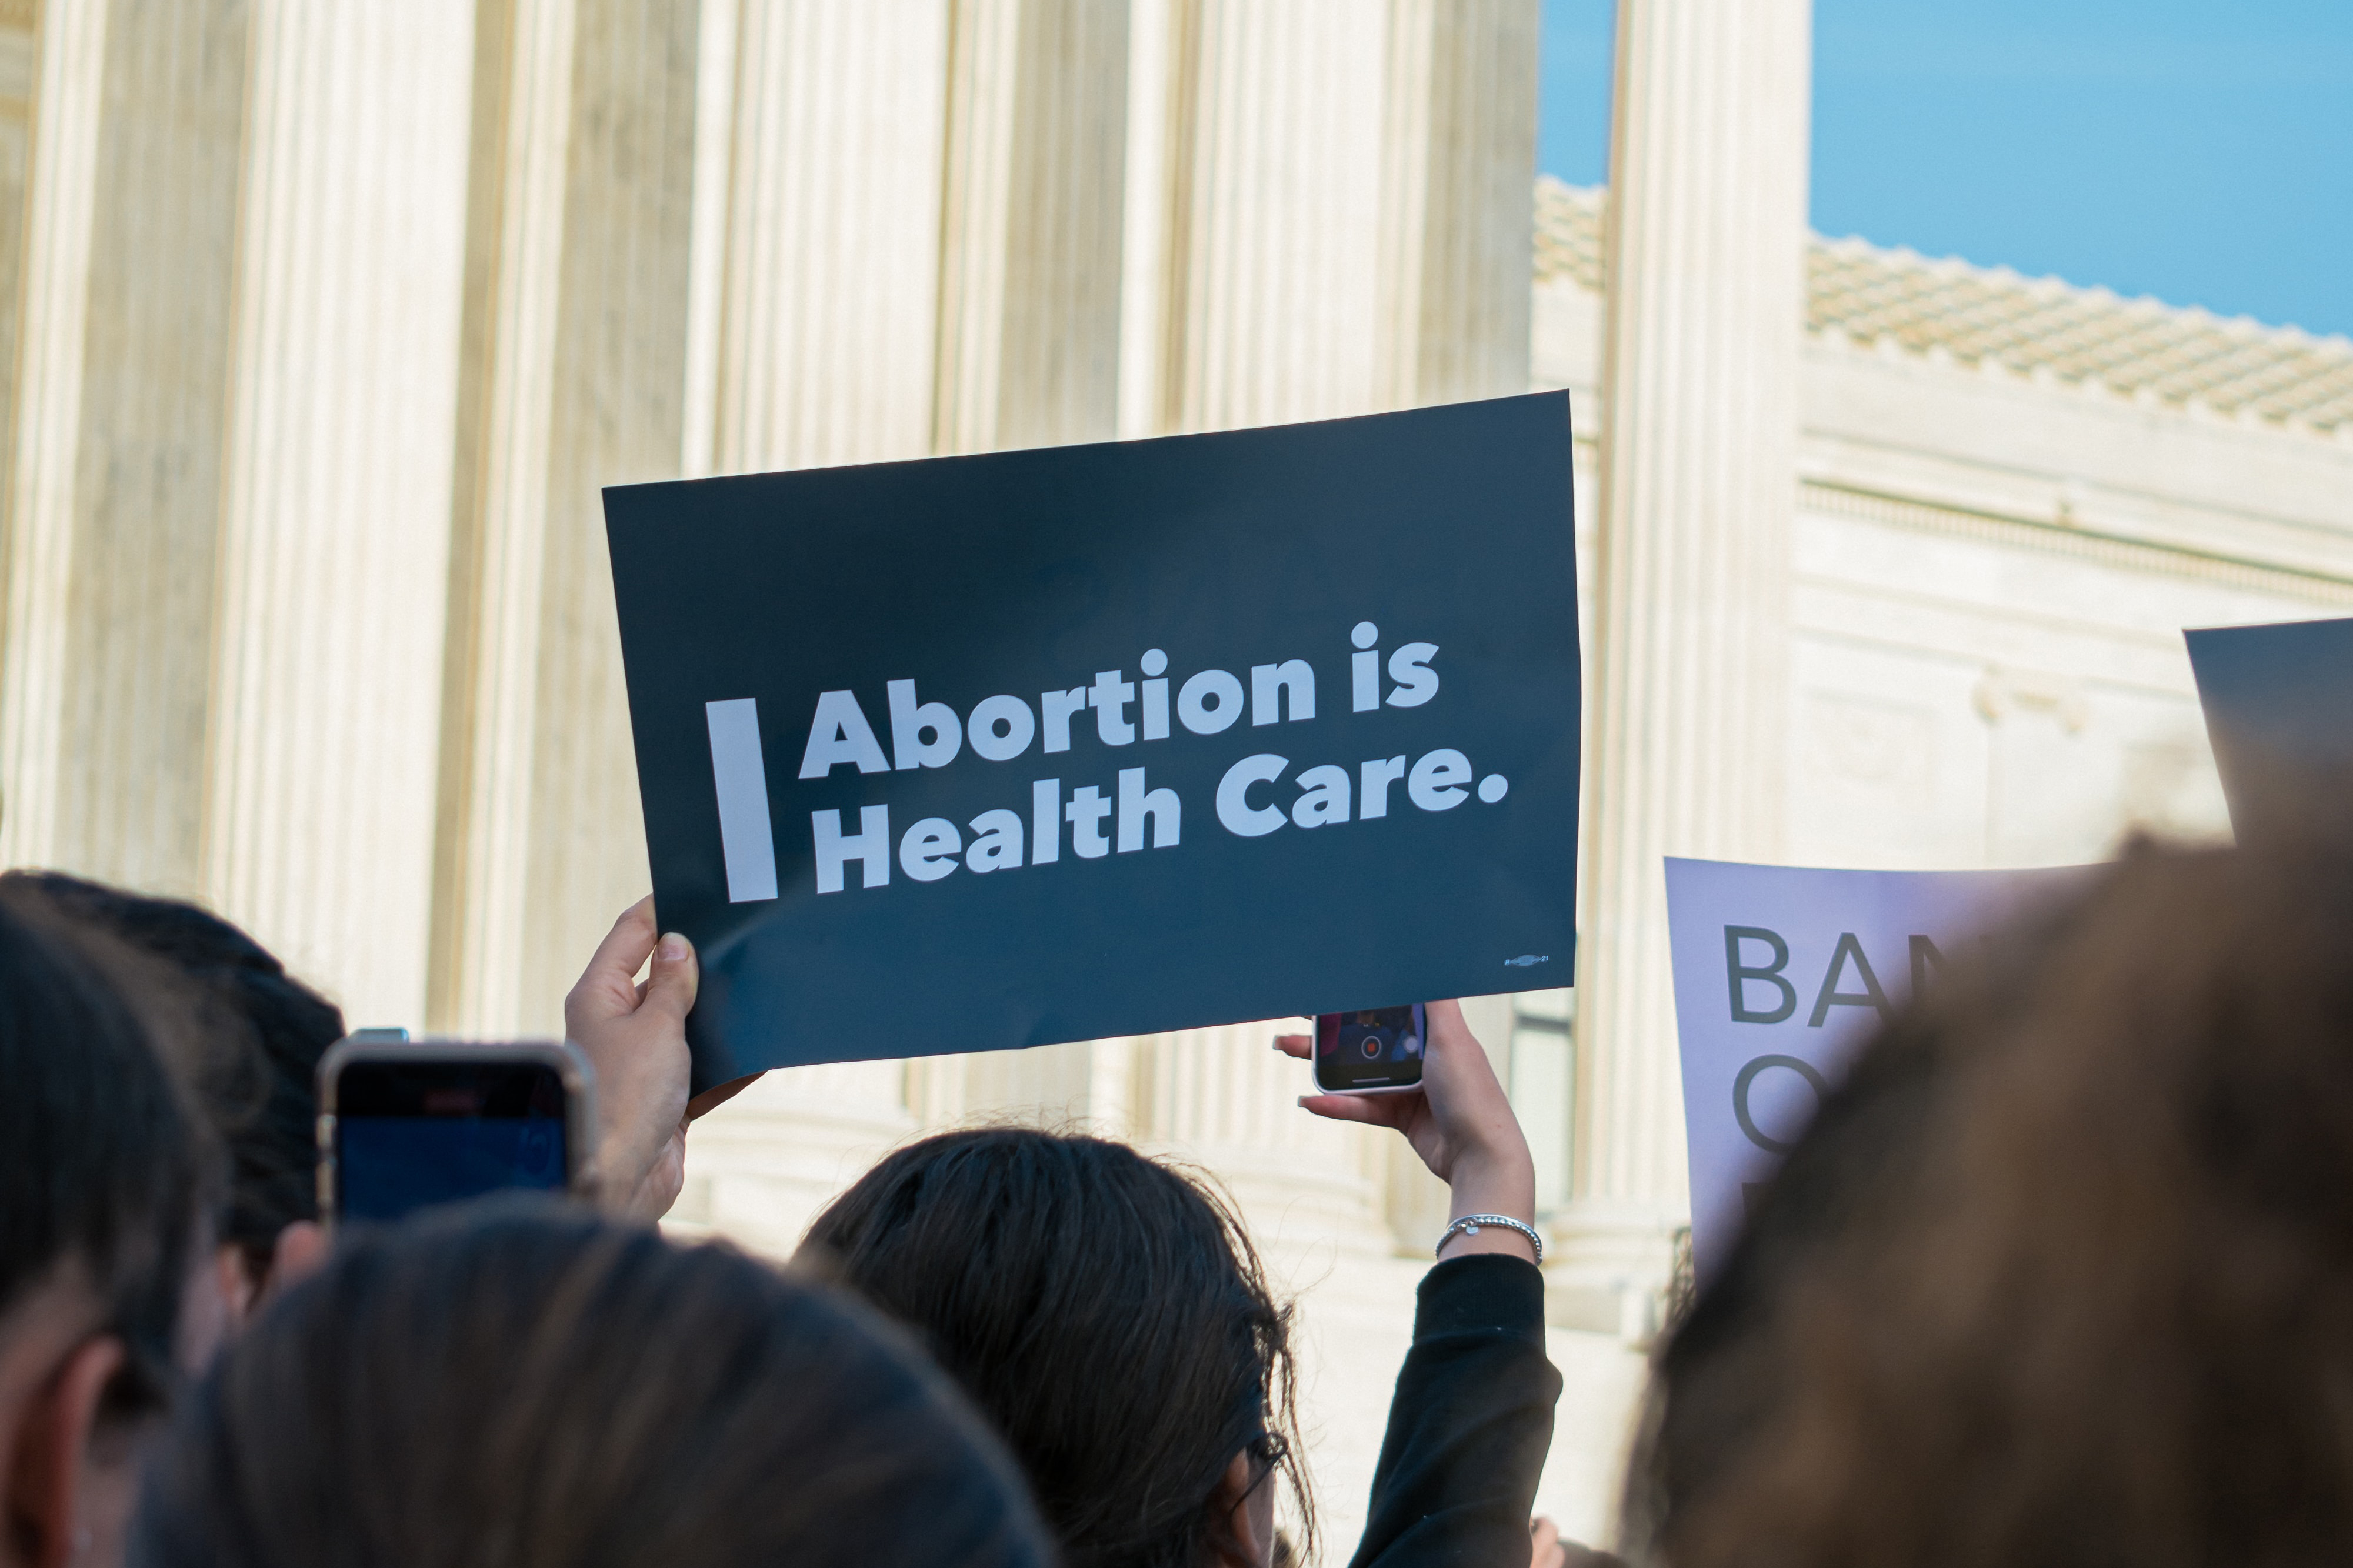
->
xmin=1246 ymin=1429 xmax=1290 ymax=1477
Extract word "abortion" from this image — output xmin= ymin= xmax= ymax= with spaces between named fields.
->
xmin=795 ymin=623 xmax=1440 ymax=780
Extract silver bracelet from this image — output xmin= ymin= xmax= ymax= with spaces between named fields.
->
xmin=1435 ymin=1213 xmax=1542 ymax=1266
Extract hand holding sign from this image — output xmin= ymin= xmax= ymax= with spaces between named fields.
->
xmin=563 ymin=899 xmax=698 ymax=1219
xmin=608 ymin=395 xmax=1579 ymax=1089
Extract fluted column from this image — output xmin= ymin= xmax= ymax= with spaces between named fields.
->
xmin=430 ymin=0 xmax=580 ymax=1032
xmin=933 ymin=0 xmax=1131 ymax=454
xmin=704 ymin=0 xmax=951 ymax=474
xmin=513 ymin=0 xmax=699 ymax=1025
xmin=205 ymin=0 xmax=475 ymax=1027
xmin=1561 ymin=0 xmax=1812 ymax=1323
xmin=1126 ymin=0 xmax=1533 ymax=436
xmin=1139 ymin=0 xmax=1389 ymax=435
xmin=429 ymin=0 xmax=699 ymax=1033
xmin=0 ymin=8 xmax=45 ymax=830
xmin=1376 ymin=0 xmax=1538 ymax=409
xmin=0 ymin=15 xmax=34 ymax=493
xmin=0 ymin=0 xmax=101 ymax=870
xmin=0 ymin=0 xmax=248 ymax=895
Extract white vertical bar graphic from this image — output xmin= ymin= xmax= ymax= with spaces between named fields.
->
xmin=706 ymin=699 xmax=779 ymax=902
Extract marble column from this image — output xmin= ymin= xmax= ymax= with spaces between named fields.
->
xmin=1376 ymin=0 xmax=1538 ymax=409
xmin=205 ymin=0 xmax=475 ymax=1027
xmin=934 ymin=0 xmax=1131 ymax=455
xmin=1558 ymin=0 xmax=1812 ymax=1333
xmin=1124 ymin=0 xmax=1535 ymax=432
xmin=0 ymin=6 xmax=39 ymax=660
xmin=515 ymin=0 xmax=701 ymax=1027
xmin=0 ymin=0 xmax=99 ymax=872
xmin=702 ymin=0 xmax=952 ymax=475
xmin=1133 ymin=0 xmax=1390 ymax=436
xmin=430 ymin=0 xmax=581 ymax=1033
xmin=429 ymin=0 xmax=700 ymax=1033
xmin=0 ymin=0 xmax=248 ymax=895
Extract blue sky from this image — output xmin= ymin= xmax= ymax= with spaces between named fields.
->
xmin=1539 ymin=0 xmax=2353 ymax=339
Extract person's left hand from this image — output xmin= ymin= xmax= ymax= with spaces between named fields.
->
xmin=565 ymin=899 xmax=698 ymax=1219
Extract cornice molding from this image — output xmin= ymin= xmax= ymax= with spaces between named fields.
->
xmin=1802 ymin=479 xmax=2353 ymax=605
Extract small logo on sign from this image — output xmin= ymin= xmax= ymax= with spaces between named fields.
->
xmin=1504 ymin=954 xmax=1550 ymax=968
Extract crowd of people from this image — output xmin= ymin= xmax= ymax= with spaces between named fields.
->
xmin=10 ymin=806 xmax=2353 ymax=1567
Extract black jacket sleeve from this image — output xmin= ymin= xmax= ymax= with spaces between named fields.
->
xmin=1347 ymin=1252 xmax=1562 ymax=1568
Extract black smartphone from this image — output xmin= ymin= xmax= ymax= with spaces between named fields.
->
xmin=1312 ymin=1004 xmax=1428 ymax=1095
xmin=316 ymin=1040 xmax=594 ymax=1225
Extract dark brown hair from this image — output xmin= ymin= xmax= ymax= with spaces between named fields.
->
xmin=1629 ymin=823 xmax=2353 ymax=1568
xmin=0 ymin=880 xmax=216 ymax=1416
xmin=803 ymin=1127 xmax=1312 ymax=1568
xmin=3 ymin=870 xmax=345 ymax=1285
xmin=131 ymin=1201 xmax=1055 ymax=1568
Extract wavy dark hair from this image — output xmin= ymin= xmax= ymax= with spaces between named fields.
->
xmin=132 ymin=1202 xmax=1055 ymax=1568
xmin=1628 ymin=818 xmax=2353 ymax=1568
xmin=804 ymin=1126 xmax=1313 ymax=1568
xmin=4 ymin=871 xmax=345 ymax=1286
xmin=0 ymin=880 xmax=216 ymax=1417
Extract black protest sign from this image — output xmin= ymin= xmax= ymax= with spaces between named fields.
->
xmin=606 ymin=392 xmax=1578 ymax=1089
xmin=2185 ymin=615 xmax=2353 ymax=831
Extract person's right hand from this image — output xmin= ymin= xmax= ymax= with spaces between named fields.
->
xmin=1274 ymin=1000 xmax=1538 ymax=1260
xmin=1529 ymin=1518 xmax=1567 ymax=1568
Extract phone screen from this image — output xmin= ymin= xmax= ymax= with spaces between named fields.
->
xmin=333 ymin=1059 xmax=571 ymax=1223
xmin=1314 ymin=1004 xmax=1428 ymax=1092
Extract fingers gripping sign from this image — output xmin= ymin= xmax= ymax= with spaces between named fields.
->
xmin=565 ymin=898 xmax=708 ymax=1219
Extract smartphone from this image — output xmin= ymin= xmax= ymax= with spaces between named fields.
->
xmin=316 ymin=1039 xmax=594 ymax=1226
xmin=1312 ymin=1005 xmax=1427 ymax=1095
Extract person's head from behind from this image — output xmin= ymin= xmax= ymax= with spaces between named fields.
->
xmin=1629 ymin=820 xmax=2353 ymax=1568
xmin=0 ymin=883 xmax=219 ymax=1568
xmin=132 ymin=1202 xmax=1052 ymax=1568
xmin=1 ymin=872 xmax=344 ymax=1315
xmin=802 ymin=1127 xmax=1310 ymax=1568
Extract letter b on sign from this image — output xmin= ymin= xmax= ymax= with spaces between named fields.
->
xmin=1724 ymin=925 xmax=1796 ymax=1024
